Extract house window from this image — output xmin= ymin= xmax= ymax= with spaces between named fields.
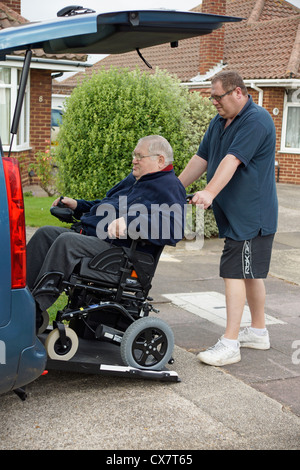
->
xmin=0 ymin=65 xmax=30 ymax=150
xmin=0 ymin=67 xmax=11 ymax=146
xmin=282 ymin=88 xmax=300 ymax=153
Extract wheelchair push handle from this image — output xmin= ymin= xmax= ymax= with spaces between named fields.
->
xmin=186 ymin=192 xmax=212 ymax=210
xmin=186 ymin=193 xmax=194 ymax=202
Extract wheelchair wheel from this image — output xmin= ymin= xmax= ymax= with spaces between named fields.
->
xmin=45 ymin=327 xmax=79 ymax=361
xmin=120 ymin=317 xmax=174 ymax=370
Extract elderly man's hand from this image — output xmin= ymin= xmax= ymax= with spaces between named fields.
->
xmin=108 ymin=217 xmax=127 ymax=239
xmin=52 ymin=196 xmax=77 ymax=210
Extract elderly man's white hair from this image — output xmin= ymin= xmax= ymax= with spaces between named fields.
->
xmin=137 ymin=135 xmax=174 ymax=164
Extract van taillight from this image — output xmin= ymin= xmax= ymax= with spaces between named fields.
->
xmin=3 ymin=157 xmax=26 ymax=289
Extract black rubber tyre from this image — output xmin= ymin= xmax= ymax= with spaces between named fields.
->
xmin=120 ymin=317 xmax=174 ymax=370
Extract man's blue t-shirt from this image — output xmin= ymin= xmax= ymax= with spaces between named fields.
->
xmin=197 ymin=95 xmax=278 ymax=241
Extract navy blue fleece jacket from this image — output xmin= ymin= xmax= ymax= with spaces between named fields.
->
xmin=74 ymin=167 xmax=186 ymax=247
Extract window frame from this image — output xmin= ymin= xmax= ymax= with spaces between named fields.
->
xmin=0 ymin=65 xmax=30 ymax=152
xmin=281 ymin=88 xmax=300 ymax=154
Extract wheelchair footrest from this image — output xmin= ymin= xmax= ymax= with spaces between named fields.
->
xmin=32 ymin=272 xmax=64 ymax=297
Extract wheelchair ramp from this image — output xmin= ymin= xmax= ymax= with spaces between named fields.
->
xmin=41 ymin=334 xmax=180 ymax=382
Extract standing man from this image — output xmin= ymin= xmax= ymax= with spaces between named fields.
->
xmin=179 ymin=70 xmax=278 ymax=366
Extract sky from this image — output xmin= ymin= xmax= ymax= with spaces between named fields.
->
xmin=21 ymin=0 xmax=300 ymax=20
xmin=21 ymin=0 xmax=202 ymax=21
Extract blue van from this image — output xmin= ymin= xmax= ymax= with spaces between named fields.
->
xmin=0 ymin=6 xmax=241 ymax=398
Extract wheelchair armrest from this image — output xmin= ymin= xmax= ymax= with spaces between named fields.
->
xmin=50 ymin=205 xmax=77 ymax=224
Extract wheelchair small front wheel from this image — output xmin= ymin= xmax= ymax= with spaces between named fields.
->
xmin=45 ymin=327 xmax=79 ymax=361
xmin=120 ymin=317 xmax=174 ymax=370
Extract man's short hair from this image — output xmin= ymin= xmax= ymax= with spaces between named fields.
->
xmin=138 ymin=135 xmax=174 ymax=163
xmin=212 ymin=70 xmax=248 ymax=96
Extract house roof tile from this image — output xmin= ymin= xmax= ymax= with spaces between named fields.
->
xmin=225 ymin=15 xmax=300 ymax=78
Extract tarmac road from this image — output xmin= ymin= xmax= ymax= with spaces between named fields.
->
xmin=0 ymin=183 xmax=299 ymax=451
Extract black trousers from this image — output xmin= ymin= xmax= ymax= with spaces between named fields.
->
xmin=26 ymin=226 xmax=111 ymax=311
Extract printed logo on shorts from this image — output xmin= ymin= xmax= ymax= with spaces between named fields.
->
xmin=242 ymin=240 xmax=253 ymax=278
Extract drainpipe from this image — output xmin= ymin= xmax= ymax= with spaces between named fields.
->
xmin=250 ymin=82 xmax=263 ymax=106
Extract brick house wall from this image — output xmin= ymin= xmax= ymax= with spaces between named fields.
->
xmin=3 ymin=0 xmax=20 ymax=14
xmin=253 ymin=87 xmax=299 ymax=184
xmin=199 ymin=0 xmax=225 ymax=75
xmin=4 ymin=68 xmax=53 ymax=186
xmin=29 ymin=69 xmax=52 ymax=153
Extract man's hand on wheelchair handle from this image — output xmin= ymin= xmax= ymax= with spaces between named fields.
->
xmin=52 ymin=196 xmax=78 ymax=210
xmin=108 ymin=217 xmax=127 ymax=239
xmin=189 ymin=190 xmax=214 ymax=210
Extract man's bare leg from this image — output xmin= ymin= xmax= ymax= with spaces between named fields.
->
xmin=245 ymin=278 xmax=266 ymax=328
xmin=223 ymin=278 xmax=246 ymax=339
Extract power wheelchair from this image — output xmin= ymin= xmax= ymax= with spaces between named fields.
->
xmin=35 ymin=203 xmax=178 ymax=380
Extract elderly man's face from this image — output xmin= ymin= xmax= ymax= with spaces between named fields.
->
xmin=132 ymin=141 xmax=163 ymax=179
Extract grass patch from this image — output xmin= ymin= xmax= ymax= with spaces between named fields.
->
xmin=48 ymin=293 xmax=68 ymax=324
xmin=24 ymin=196 xmax=68 ymax=228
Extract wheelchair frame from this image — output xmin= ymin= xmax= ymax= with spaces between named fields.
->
xmin=36 ymin=230 xmax=179 ymax=382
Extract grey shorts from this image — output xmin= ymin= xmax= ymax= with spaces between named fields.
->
xmin=220 ymin=233 xmax=275 ymax=279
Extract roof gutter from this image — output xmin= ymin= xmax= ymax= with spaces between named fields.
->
xmin=4 ymin=54 xmax=92 ymax=71
xmin=182 ymin=78 xmax=300 ymax=89
xmin=250 ymin=82 xmax=263 ymax=106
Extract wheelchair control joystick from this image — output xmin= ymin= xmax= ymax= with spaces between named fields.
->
xmin=57 ymin=196 xmax=66 ymax=208
xmin=50 ymin=197 xmax=77 ymax=224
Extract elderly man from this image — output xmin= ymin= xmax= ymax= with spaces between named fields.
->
xmin=27 ymin=135 xmax=186 ymax=323
xmin=179 ymin=71 xmax=278 ymax=366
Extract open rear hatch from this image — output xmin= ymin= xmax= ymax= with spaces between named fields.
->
xmin=0 ymin=7 xmax=242 ymax=57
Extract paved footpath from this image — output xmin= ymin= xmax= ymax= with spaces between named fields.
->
xmin=153 ymin=183 xmax=300 ymax=417
xmin=0 ymin=183 xmax=299 ymax=451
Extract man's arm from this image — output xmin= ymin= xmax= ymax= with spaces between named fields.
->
xmin=192 ymin=154 xmax=241 ymax=208
xmin=178 ymin=155 xmax=208 ymax=188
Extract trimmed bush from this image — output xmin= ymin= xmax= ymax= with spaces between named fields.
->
xmin=57 ymin=68 xmax=189 ymax=198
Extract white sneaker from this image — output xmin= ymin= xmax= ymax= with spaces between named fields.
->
xmin=238 ymin=327 xmax=270 ymax=350
xmin=197 ymin=339 xmax=241 ymax=366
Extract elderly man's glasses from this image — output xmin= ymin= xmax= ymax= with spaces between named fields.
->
xmin=132 ymin=152 xmax=160 ymax=161
xmin=209 ymin=88 xmax=236 ymax=103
